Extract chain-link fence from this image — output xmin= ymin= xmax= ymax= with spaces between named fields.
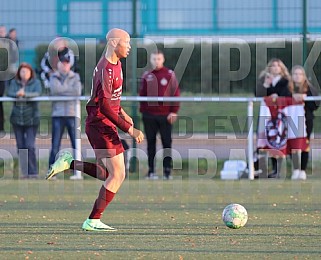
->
xmin=1 ymin=0 xmax=321 ymax=178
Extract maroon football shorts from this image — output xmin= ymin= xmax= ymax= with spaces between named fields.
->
xmin=85 ymin=124 xmax=125 ymax=159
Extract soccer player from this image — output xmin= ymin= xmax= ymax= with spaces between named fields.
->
xmin=46 ymin=28 xmax=144 ymax=232
xmin=139 ymin=50 xmax=180 ymax=180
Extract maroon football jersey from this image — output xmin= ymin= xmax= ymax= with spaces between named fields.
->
xmin=86 ymin=57 xmax=131 ymax=132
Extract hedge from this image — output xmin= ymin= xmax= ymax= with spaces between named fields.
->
xmin=34 ymin=41 xmax=321 ymax=94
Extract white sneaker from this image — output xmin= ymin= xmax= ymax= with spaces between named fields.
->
xmin=145 ymin=173 xmax=159 ymax=180
xmin=150 ymin=174 xmax=159 ymax=180
xmin=82 ymin=218 xmax=116 ymax=232
xmin=291 ymin=169 xmax=300 ymax=180
xmin=299 ymin=170 xmax=307 ymax=180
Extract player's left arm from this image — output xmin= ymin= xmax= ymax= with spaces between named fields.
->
xmin=167 ymin=71 xmax=180 ymax=124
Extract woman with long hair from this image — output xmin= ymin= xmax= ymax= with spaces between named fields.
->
xmin=256 ymin=58 xmax=293 ymax=97
xmin=7 ymin=63 xmax=41 ymax=179
xmin=291 ymin=65 xmax=319 ymax=180
xmin=255 ymin=58 xmax=293 ymax=178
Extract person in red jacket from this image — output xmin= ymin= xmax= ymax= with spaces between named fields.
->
xmin=140 ymin=50 xmax=180 ymax=180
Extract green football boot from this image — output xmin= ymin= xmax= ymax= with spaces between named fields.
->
xmin=46 ymin=151 xmax=73 ymax=180
xmin=82 ymin=218 xmax=117 ymax=232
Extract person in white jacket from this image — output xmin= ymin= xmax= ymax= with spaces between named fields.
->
xmin=48 ymin=51 xmax=82 ymax=170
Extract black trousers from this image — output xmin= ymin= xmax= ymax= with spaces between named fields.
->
xmin=142 ymin=113 xmax=172 ymax=175
xmin=0 ymin=81 xmax=5 ymax=131
xmin=301 ymin=118 xmax=313 ymax=171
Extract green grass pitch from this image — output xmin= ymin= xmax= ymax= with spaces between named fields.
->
xmin=1 ymin=178 xmax=321 ymax=259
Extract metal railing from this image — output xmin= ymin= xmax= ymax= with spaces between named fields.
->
xmin=1 ymin=95 xmax=321 ymax=180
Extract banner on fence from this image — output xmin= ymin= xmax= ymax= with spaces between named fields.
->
xmin=257 ymin=96 xmax=308 ymax=156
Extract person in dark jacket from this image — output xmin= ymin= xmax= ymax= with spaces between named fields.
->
xmin=291 ymin=65 xmax=319 ymax=180
xmin=140 ymin=50 xmax=180 ymax=180
xmin=255 ymin=58 xmax=293 ymax=178
xmin=256 ymin=58 xmax=293 ymax=98
xmin=7 ymin=63 xmax=41 ymax=178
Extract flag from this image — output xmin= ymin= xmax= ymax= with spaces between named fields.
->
xmin=257 ymin=96 xmax=308 ymax=156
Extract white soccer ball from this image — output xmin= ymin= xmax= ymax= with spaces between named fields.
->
xmin=222 ymin=203 xmax=248 ymax=229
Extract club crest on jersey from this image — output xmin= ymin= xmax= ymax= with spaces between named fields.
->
xmin=160 ymin=78 xmax=168 ymax=86
xmin=265 ymin=111 xmax=288 ymax=149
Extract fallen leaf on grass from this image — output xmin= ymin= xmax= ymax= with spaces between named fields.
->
xmin=229 ymin=239 xmax=239 ymax=245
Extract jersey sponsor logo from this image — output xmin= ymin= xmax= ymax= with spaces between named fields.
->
xmin=114 ymin=86 xmax=122 ymax=92
xmin=111 ymin=85 xmax=123 ymax=101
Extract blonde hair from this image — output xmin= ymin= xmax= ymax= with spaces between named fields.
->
xmin=291 ymin=65 xmax=310 ymax=94
xmin=259 ymin=58 xmax=293 ymax=93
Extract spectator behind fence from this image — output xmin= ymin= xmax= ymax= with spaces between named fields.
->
xmin=7 ymin=63 xmax=41 ymax=179
xmin=7 ymin=28 xmax=19 ymax=73
xmin=40 ymin=37 xmax=77 ymax=89
xmin=139 ymin=50 xmax=180 ymax=180
xmin=291 ymin=65 xmax=320 ymax=180
xmin=256 ymin=58 xmax=293 ymax=178
xmin=0 ymin=25 xmax=7 ymax=132
xmin=48 ymin=51 xmax=82 ymax=172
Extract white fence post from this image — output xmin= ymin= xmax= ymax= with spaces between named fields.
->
xmin=70 ymin=98 xmax=83 ymax=180
xmin=247 ymin=100 xmax=255 ymax=180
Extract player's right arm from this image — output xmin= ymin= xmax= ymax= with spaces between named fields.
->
xmin=97 ymin=68 xmax=144 ymax=143
xmin=98 ymin=97 xmax=131 ymax=132
xmin=99 ymin=98 xmax=144 ymax=143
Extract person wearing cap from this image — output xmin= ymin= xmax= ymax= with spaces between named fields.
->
xmin=40 ymin=37 xmax=77 ymax=89
xmin=48 ymin=51 xmax=82 ymax=170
